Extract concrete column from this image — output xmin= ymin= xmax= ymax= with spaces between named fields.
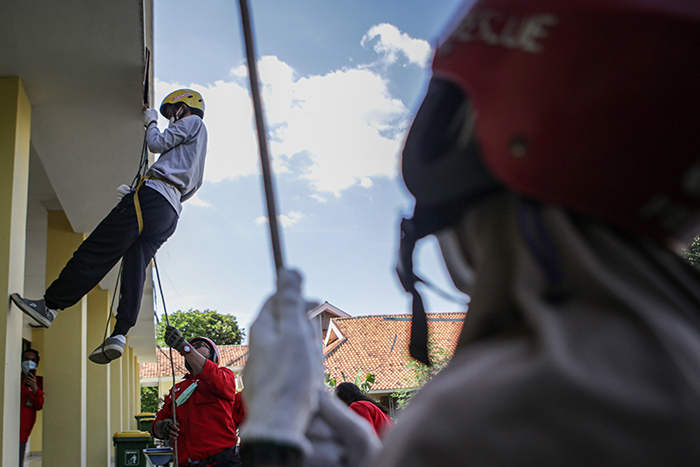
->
xmin=87 ymin=288 xmax=111 ymax=467
xmin=29 ymin=328 xmax=45 ymax=455
xmin=42 ymin=211 xmax=87 ymax=467
xmin=122 ymin=345 xmax=132 ymax=430
xmin=110 ymin=350 xmax=123 ymax=437
xmin=133 ymin=358 xmax=141 ymax=418
xmin=158 ymin=379 xmax=172 ymax=402
xmin=0 ymin=77 xmax=31 ymax=467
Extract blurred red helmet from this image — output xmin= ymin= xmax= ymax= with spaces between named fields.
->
xmin=402 ymin=0 xmax=700 ymax=244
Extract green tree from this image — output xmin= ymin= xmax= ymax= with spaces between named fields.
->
xmin=324 ymin=370 xmax=375 ymax=393
xmin=156 ymin=309 xmax=244 ymax=347
xmin=141 ymin=386 xmax=161 ymax=413
xmin=392 ymin=339 xmax=453 ymax=411
xmin=683 ymin=235 xmax=700 ymax=270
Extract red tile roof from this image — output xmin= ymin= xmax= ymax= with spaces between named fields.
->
xmin=323 ymin=313 xmax=465 ymax=392
xmin=140 ymin=312 xmax=466 ymax=393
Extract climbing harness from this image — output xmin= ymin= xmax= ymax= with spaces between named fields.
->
xmin=129 ymin=132 xmax=179 ymax=234
xmin=133 ymin=175 xmax=179 ymax=234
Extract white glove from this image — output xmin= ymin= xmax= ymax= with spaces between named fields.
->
xmin=116 ymin=184 xmax=131 ymax=201
xmin=304 ymin=389 xmax=381 ymax=467
xmin=240 ymin=269 xmax=324 ymax=455
xmin=143 ymin=108 xmax=158 ymax=127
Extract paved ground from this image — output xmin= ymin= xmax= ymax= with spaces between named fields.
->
xmin=23 ymin=453 xmax=121 ymax=466
xmin=24 ymin=453 xmax=41 ymax=466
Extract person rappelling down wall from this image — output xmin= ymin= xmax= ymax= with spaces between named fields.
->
xmin=11 ymin=88 xmax=208 ymax=365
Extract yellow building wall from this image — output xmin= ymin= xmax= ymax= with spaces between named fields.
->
xmin=0 ymin=76 xmax=31 ymax=467
xmin=42 ymin=211 xmax=87 ymax=467
xmin=87 ymin=288 xmax=111 ymax=466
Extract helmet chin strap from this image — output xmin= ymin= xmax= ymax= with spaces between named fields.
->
xmin=171 ymin=105 xmax=185 ymax=123
xmin=397 ymin=218 xmax=472 ymax=366
xmin=396 ymin=217 xmax=431 ymax=365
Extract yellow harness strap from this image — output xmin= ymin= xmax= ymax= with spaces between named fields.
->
xmin=133 ymin=176 xmax=179 ymax=234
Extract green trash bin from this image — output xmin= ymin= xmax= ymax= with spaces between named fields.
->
xmin=134 ymin=413 xmax=156 ymax=447
xmin=113 ymin=430 xmax=151 ymax=467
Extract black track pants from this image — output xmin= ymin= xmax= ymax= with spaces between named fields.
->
xmin=44 ymin=186 xmax=178 ymax=335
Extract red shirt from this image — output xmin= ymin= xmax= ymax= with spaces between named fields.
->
xmin=154 ymin=360 xmax=245 ymax=466
xmin=349 ymin=400 xmax=393 ymax=438
xmin=20 ymin=375 xmax=44 ymax=443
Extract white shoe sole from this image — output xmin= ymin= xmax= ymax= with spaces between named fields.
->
xmin=103 ymin=342 xmax=124 ymax=360
xmin=88 ymin=348 xmax=113 ymax=365
xmin=88 ymin=340 xmax=124 ymax=364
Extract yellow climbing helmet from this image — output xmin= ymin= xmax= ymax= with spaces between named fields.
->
xmin=159 ymin=88 xmax=205 ymax=119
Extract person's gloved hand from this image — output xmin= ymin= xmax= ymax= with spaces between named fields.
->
xmin=143 ymin=108 xmax=158 ymax=127
xmin=159 ymin=419 xmax=179 ymax=442
xmin=164 ymin=326 xmax=188 ymax=353
xmin=240 ymin=269 xmax=323 ymax=456
xmin=304 ymin=389 xmax=381 ymax=467
xmin=116 ymin=184 xmax=131 ymax=202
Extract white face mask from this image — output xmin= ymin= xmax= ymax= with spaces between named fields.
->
xmin=435 ymin=228 xmax=476 ymax=296
xmin=22 ymin=360 xmax=37 ymax=375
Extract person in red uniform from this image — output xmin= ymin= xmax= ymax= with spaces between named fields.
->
xmin=239 ymin=1 xmax=700 ymax=466
xmin=334 ymin=383 xmax=393 ymax=439
xmin=20 ymin=348 xmax=44 ymax=466
xmin=153 ymin=327 xmax=246 ymax=466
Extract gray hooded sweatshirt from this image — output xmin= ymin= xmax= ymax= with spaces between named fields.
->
xmin=145 ymin=114 xmax=208 ymax=216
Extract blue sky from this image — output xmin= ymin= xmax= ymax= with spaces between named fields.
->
xmin=151 ymin=0 xmax=468 ymax=340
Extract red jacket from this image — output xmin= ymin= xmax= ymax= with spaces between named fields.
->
xmin=20 ymin=375 xmax=44 ymax=443
xmin=154 ymin=360 xmax=245 ymax=466
xmin=349 ymin=400 xmax=393 ymax=438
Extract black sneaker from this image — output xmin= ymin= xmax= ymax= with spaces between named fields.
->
xmin=10 ymin=293 xmax=55 ymax=328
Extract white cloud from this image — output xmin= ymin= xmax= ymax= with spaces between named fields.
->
xmin=255 ymin=211 xmax=305 ymax=228
xmin=280 ymin=211 xmax=304 ymax=227
xmin=185 ymin=193 xmax=211 ymax=208
xmin=311 ymin=194 xmax=328 ymax=203
xmin=267 ymin=63 xmax=410 ymax=194
xmin=154 ymin=23 xmax=419 ymax=197
xmin=361 ymin=23 xmax=433 ymax=68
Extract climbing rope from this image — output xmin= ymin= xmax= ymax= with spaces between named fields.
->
xmin=153 ymin=257 xmax=180 ymax=467
xmin=238 ymin=0 xmax=285 ymax=276
xmin=105 ymin=130 xmax=180 ymax=466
